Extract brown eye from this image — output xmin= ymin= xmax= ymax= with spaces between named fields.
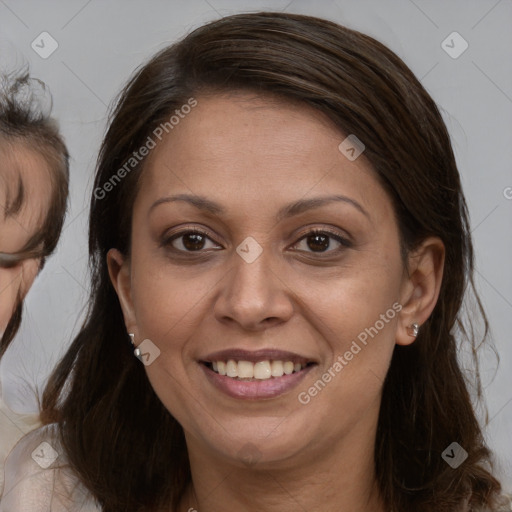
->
xmin=306 ymin=233 xmax=330 ymax=252
xmin=293 ymin=229 xmax=351 ymax=254
xmin=181 ymin=232 xmax=206 ymax=251
xmin=163 ymin=229 xmax=221 ymax=253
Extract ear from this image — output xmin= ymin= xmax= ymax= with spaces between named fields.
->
xmin=396 ymin=236 xmax=445 ymax=346
xmin=107 ymin=248 xmax=138 ymax=337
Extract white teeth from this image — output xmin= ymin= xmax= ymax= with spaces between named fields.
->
xmin=217 ymin=361 xmax=226 ymax=376
xmin=254 ymin=361 xmax=271 ymax=380
xmin=226 ymin=360 xmax=238 ymax=377
xmin=209 ymin=359 xmax=308 ymax=380
xmin=283 ymin=361 xmax=294 ymax=375
xmin=237 ymin=360 xmax=254 ymax=378
xmin=271 ymin=360 xmax=284 ymax=377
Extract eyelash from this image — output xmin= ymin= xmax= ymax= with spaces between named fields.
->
xmin=161 ymin=227 xmax=352 ymax=257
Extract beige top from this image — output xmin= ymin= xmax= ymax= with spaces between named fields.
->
xmin=0 ymin=422 xmax=100 ymax=511
xmin=0 ymin=389 xmax=41 ymax=496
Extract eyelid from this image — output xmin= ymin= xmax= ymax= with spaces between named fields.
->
xmin=0 ymin=250 xmax=43 ymax=268
xmin=293 ymin=226 xmax=352 ymax=245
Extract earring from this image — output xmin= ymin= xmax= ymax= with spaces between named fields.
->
xmin=128 ymin=333 xmax=141 ymax=358
xmin=406 ymin=323 xmax=420 ymax=337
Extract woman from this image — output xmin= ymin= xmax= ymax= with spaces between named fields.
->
xmin=1 ymin=12 xmax=509 ymax=512
xmin=0 ymin=69 xmax=69 ymax=495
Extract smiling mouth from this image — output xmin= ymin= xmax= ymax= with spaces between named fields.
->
xmin=202 ymin=359 xmax=316 ymax=380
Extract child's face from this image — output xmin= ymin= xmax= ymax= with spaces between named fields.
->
xmin=0 ymin=142 xmax=52 ymax=335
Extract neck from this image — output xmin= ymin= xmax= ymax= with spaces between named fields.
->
xmin=179 ymin=422 xmax=386 ymax=512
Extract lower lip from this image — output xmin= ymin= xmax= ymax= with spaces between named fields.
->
xmin=200 ymin=363 xmax=315 ymax=400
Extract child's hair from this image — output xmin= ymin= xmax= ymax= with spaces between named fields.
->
xmin=41 ymin=12 xmax=507 ymax=512
xmin=0 ymin=67 xmax=69 ymax=358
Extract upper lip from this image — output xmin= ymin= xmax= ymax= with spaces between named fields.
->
xmin=200 ymin=348 xmax=317 ymax=366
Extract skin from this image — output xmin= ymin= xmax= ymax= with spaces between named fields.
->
xmin=0 ymin=142 xmax=49 ymax=336
xmin=108 ymin=92 xmax=445 ymax=512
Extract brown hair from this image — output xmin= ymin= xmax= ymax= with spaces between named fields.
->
xmin=41 ymin=12 xmax=505 ymax=511
xmin=0 ymin=68 xmax=70 ymax=358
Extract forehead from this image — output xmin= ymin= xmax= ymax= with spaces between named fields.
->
xmin=138 ymin=93 xmax=392 ymax=224
xmin=0 ymin=141 xmax=52 ymax=251
xmin=145 ymin=93 xmax=351 ymax=177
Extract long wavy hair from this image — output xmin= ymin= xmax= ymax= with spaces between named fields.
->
xmin=41 ymin=12 xmax=506 ymax=512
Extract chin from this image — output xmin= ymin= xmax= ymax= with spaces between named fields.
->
xmin=193 ymin=410 xmax=321 ymax=469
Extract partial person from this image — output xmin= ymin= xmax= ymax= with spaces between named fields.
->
xmin=0 ymin=68 xmax=69 ymax=496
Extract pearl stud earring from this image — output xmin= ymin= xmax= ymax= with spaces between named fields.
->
xmin=406 ymin=323 xmax=420 ymax=337
xmin=128 ymin=333 xmax=141 ymax=358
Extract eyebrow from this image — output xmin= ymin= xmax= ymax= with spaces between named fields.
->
xmin=148 ymin=193 xmax=370 ymax=221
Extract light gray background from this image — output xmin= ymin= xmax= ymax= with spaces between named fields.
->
xmin=1 ymin=0 xmax=511 ymax=491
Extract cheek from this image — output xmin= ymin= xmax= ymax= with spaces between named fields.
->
xmin=291 ymin=246 xmax=402 ymax=343
xmin=290 ymin=243 xmax=402 ymax=405
xmin=0 ymin=269 xmax=21 ymax=331
xmin=294 ymin=273 xmax=400 ymax=439
xmin=129 ymin=259 xmax=219 ymax=354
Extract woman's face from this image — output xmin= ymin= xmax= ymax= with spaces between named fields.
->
xmin=0 ymin=143 xmax=50 ymax=335
xmin=110 ymin=93 xmax=442 ymax=469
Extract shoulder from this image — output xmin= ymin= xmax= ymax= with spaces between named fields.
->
xmin=0 ymin=393 xmax=41 ymax=496
xmin=476 ymin=494 xmax=512 ymax=512
xmin=0 ymin=423 xmax=101 ymax=512
xmin=0 ymin=394 xmax=41 ymax=434
xmin=497 ymin=494 xmax=512 ymax=511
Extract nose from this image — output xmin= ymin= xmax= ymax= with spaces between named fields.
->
xmin=213 ymin=243 xmax=294 ymax=332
